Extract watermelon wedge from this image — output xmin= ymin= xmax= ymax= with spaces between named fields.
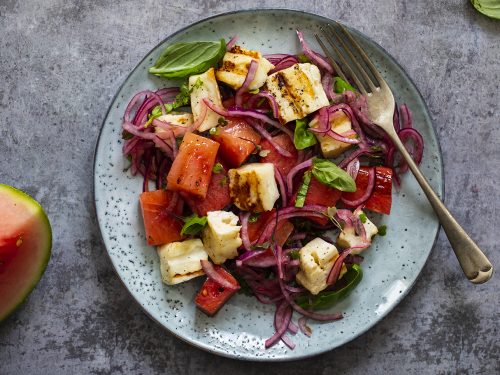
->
xmin=0 ymin=184 xmax=52 ymax=322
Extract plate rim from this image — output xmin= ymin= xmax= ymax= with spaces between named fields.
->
xmin=92 ymin=7 xmax=445 ymax=361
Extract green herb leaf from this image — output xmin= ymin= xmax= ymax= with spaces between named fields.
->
xmin=209 ymin=127 xmax=218 ymax=135
xmin=143 ymin=105 xmax=164 ymax=128
xmin=296 ymin=264 xmax=363 ymax=310
xmin=212 ymin=162 xmax=224 ymax=174
xmin=248 ymin=88 xmax=259 ymax=94
xmin=180 ymin=215 xmax=208 ymax=236
xmin=297 ymin=54 xmax=310 ymax=63
xmin=122 ymin=130 xmax=133 ymax=140
xmin=334 ymin=76 xmax=356 ymax=94
xmin=149 ymin=39 xmax=226 ymax=78
xmin=248 ymin=213 xmax=260 ymax=223
xmin=471 ymin=0 xmax=500 ymax=20
xmin=289 ymin=250 xmax=301 ymax=260
xmin=217 ymin=117 xmax=228 ymax=126
xmin=378 ymin=225 xmax=387 ymax=236
xmin=359 ymin=212 xmax=367 ymax=223
xmin=312 ymin=158 xmax=356 ymax=192
xmin=295 ymin=171 xmax=312 ymax=208
xmin=294 ymin=119 xmax=317 ymax=150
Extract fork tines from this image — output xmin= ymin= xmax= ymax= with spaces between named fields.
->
xmin=315 ymin=22 xmax=383 ymax=95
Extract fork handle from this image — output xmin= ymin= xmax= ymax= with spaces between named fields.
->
xmin=386 ymin=130 xmax=493 ymax=284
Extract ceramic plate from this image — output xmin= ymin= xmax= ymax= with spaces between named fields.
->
xmin=93 ymin=9 xmax=443 ymax=361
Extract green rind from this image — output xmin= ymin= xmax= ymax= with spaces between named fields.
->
xmin=0 ymin=184 xmax=52 ymax=323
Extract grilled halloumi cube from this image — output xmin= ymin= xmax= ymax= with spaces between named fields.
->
xmin=202 ymin=211 xmax=242 ymax=264
xmin=154 ymin=112 xmax=194 ymax=138
xmin=157 ymin=239 xmax=208 ymax=285
xmin=337 ymin=211 xmax=378 ymax=254
xmin=265 ymin=63 xmax=329 ymax=124
xmin=216 ymin=45 xmax=275 ymax=90
xmin=189 ymin=68 xmax=223 ymax=132
xmin=310 ymin=111 xmax=356 ymax=158
xmin=296 ymin=237 xmax=347 ymax=295
xmin=228 ymin=163 xmax=279 ymax=212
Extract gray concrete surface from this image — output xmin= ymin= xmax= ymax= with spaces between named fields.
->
xmin=1 ymin=0 xmax=499 ymax=374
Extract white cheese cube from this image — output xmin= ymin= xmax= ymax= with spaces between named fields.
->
xmin=265 ymin=63 xmax=329 ymax=124
xmin=189 ymin=67 xmax=223 ymax=132
xmin=157 ymin=239 xmax=208 ymax=285
xmin=154 ymin=112 xmax=194 ymax=138
xmin=216 ymin=45 xmax=275 ymax=90
xmin=296 ymin=237 xmax=347 ymax=295
xmin=337 ymin=211 xmax=378 ymax=254
xmin=228 ymin=163 xmax=280 ymax=212
xmin=202 ymin=211 xmax=242 ymax=264
xmin=310 ymin=111 xmax=355 ymax=158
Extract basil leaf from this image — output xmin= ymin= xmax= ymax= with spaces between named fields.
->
xmin=334 ymin=76 xmax=357 ymax=94
xmin=295 ymin=171 xmax=312 ymax=208
xmin=149 ymin=39 xmax=226 ymax=78
xmin=296 ymin=264 xmax=363 ymax=310
xmin=359 ymin=212 xmax=367 ymax=223
xmin=294 ymin=119 xmax=317 ymax=150
xmin=471 ymin=0 xmax=500 ymax=20
xmin=312 ymin=158 xmax=356 ymax=192
xmin=180 ymin=215 xmax=207 ymax=236
xmin=212 ymin=163 xmax=224 ymax=174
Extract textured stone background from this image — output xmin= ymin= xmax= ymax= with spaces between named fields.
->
xmin=0 ymin=0 xmax=499 ymax=374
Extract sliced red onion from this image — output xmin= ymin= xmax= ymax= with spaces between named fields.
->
xmin=239 ymin=212 xmax=252 ymax=252
xmin=326 ymin=247 xmax=360 ymax=285
xmin=272 ymin=244 xmax=283 ymax=279
xmin=235 ymin=60 xmax=258 ymax=107
xmin=226 ymin=36 xmax=238 ymax=50
xmin=125 ymin=91 xmax=149 ymax=123
xmin=341 ymin=167 xmax=375 ymax=206
xmin=398 ymin=127 xmax=424 ymax=165
xmin=286 ymin=158 xmax=313 ymax=196
xmin=288 ymin=320 xmax=299 ymax=334
xmin=265 ymin=300 xmax=293 ymax=348
xmin=203 ymin=98 xmax=281 ymax=128
xmin=200 ymin=260 xmax=238 ymax=290
xmin=296 ymin=30 xmax=333 ymax=73
xmin=278 ymin=278 xmax=343 ymax=322
xmin=256 ymin=208 xmax=327 ymax=245
xmin=246 ymin=119 xmax=292 ymax=157
xmin=284 ymin=284 xmax=306 ymax=293
xmin=247 ymin=91 xmax=280 ymax=119
xmin=345 ymin=158 xmax=360 ymax=180
xmin=393 ymin=104 xmax=401 ymax=133
xmin=400 ymin=103 xmax=413 ymax=129
xmin=264 ymin=53 xmax=297 ymax=64
xmin=269 ymin=56 xmax=300 ymax=74
xmin=274 ymin=168 xmax=288 ymax=207
xmin=298 ymin=317 xmax=312 ymax=337
xmin=188 ymin=102 xmax=208 ymax=132
xmin=321 ymin=73 xmax=342 ymax=103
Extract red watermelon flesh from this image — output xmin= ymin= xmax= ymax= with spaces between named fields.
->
xmin=0 ymin=184 xmax=52 ymax=322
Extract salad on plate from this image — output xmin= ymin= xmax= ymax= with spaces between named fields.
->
xmin=120 ymin=31 xmax=423 ymax=349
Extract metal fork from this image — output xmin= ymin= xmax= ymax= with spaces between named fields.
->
xmin=316 ymin=22 xmax=493 ymax=284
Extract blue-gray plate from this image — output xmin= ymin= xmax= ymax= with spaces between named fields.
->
xmin=93 ymin=9 xmax=443 ymax=361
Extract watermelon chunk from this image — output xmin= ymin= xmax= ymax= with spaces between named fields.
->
xmin=0 ymin=184 xmax=52 ymax=322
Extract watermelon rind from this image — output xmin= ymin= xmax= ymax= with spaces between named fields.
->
xmin=0 ymin=184 xmax=52 ymax=323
